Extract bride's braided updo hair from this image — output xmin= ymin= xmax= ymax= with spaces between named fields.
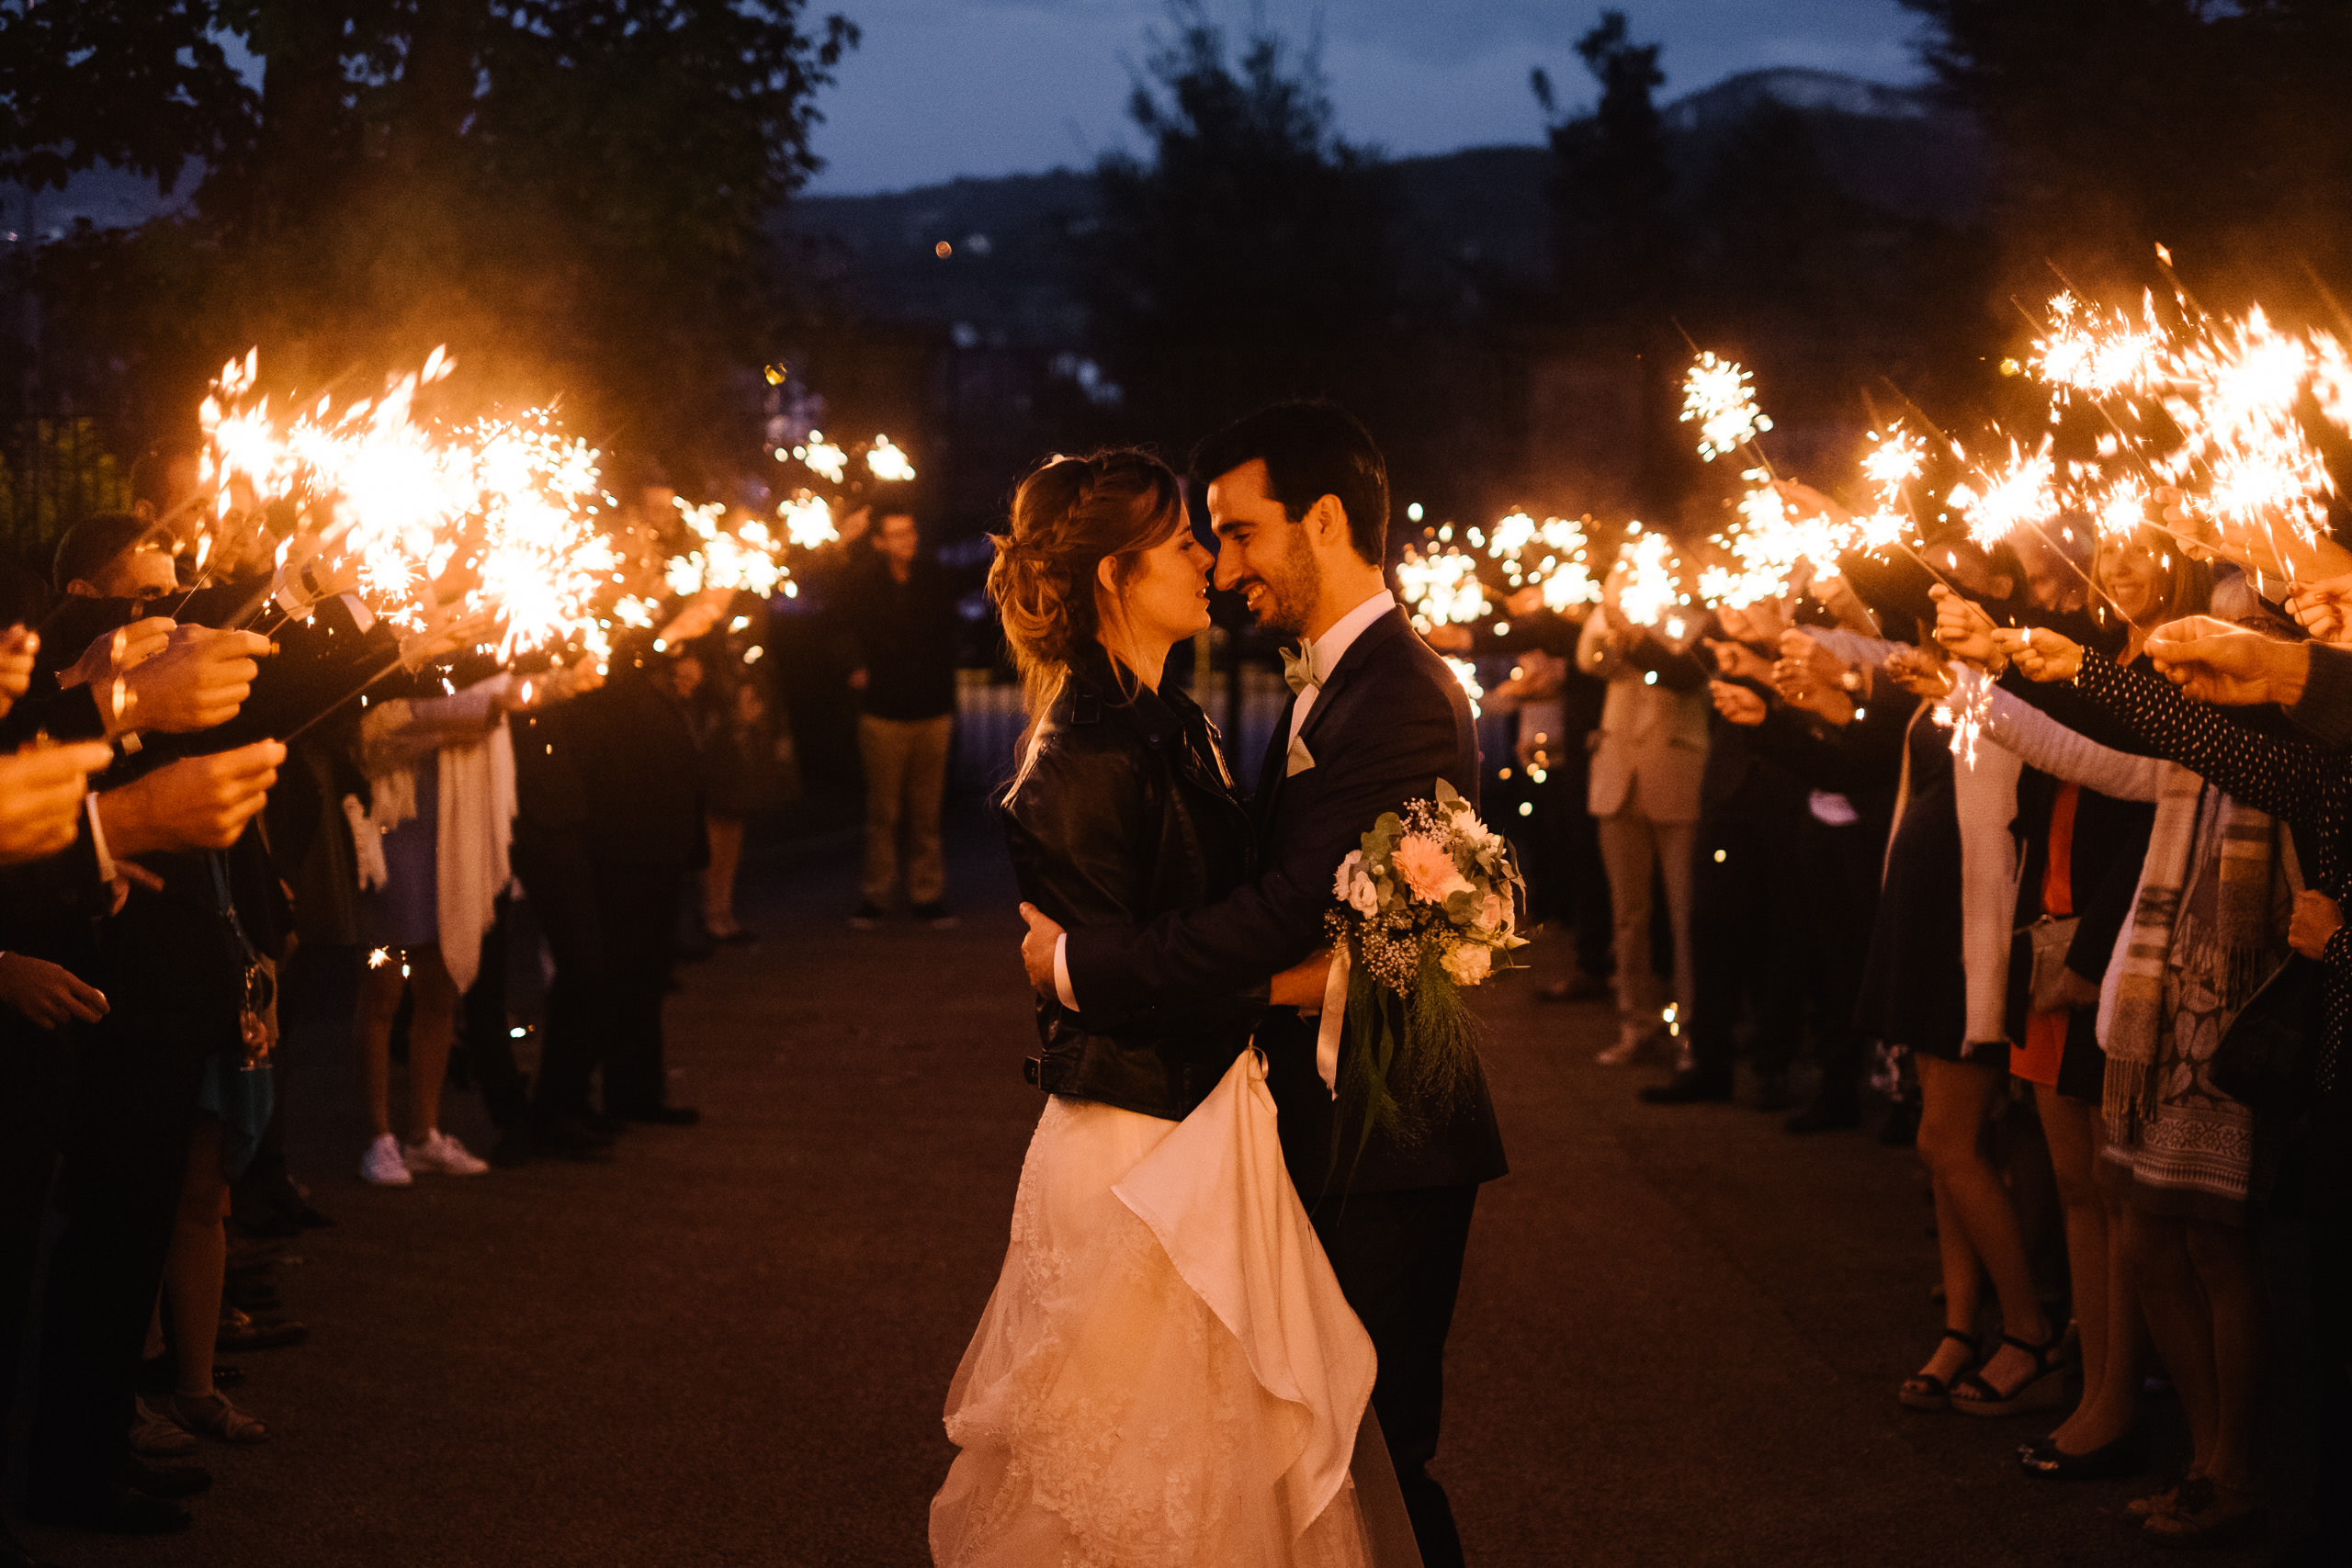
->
xmin=989 ymin=449 xmax=1186 ymax=715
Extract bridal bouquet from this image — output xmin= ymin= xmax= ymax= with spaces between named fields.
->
xmin=1323 ymin=779 xmax=1526 ymax=1159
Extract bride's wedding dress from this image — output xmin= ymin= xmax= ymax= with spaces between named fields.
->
xmin=931 ymin=1049 xmax=1420 ymax=1568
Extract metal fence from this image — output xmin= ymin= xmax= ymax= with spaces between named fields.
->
xmin=1 ymin=412 xmax=135 ymax=572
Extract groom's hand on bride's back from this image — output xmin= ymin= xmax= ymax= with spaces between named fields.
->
xmin=1019 ymin=903 xmax=1064 ymax=996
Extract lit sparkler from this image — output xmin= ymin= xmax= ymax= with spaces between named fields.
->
xmin=1681 ymin=352 xmax=1772 ymax=463
xmin=865 ymin=434 xmax=917 ymax=482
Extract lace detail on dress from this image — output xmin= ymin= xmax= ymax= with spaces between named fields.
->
xmin=932 ymin=1090 xmax=1382 ymax=1568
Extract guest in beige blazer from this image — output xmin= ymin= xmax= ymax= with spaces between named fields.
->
xmin=1577 ymin=591 xmax=1713 ymax=1064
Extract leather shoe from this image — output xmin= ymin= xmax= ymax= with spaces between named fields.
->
xmin=623 ymin=1103 xmax=701 ymax=1127
xmin=28 ymin=1484 xmax=192 ymax=1535
xmin=585 ymin=1110 xmax=628 ymax=1138
xmin=217 ymin=1310 xmax=307 ymax=1353
xmin=1639 ymin=1069 xmax=1732 ymax=1105
xmin=119 ymin=1453 xmax=212 ymax=1499
xmin=2019 ymin=1425 xmax=2149 ymax=1480
xmin=1785 ymin=1099 xmax=1862 ymax=1134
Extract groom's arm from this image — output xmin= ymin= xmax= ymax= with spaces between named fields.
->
xmin=1062 ymin=685 xmax=1462 ymax=1017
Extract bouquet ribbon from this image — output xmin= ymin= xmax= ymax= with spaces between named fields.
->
xmin=1313 ymin=946 xmax=1350 ymax=1099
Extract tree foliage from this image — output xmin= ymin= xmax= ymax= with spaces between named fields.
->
xmin=1 ymin=0 xmax=857 ymax=489
xmin=1904 ymin=0 xmax=2352 ymax=304
xmin=1087 ymin=0 xmax=1402 ymax=447
xmin=1532 ymin=10 xmax=1676 ymax=324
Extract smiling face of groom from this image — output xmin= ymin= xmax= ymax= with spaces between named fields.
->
xmin=1204 ymin=458 xmax=1326 ymax=640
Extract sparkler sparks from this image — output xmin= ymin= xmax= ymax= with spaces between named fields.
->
xmin=1681 ymin=352 xmax=1772 ymax=463
xmin=1396 ymin=543 xmax=1485 ymax=629
xmin=865 ymin=434 xmax=917 ymax=482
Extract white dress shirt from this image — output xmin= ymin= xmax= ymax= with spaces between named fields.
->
xmin=1053 ymin=588 xmax=1397 ymax=1011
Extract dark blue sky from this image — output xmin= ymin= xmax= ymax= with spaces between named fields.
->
xmin=803 ymin=0 xmax=1927 ymax=194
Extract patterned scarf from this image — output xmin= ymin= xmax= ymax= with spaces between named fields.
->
xmin=2105 ymin=773 xmax=2280 ymax=1140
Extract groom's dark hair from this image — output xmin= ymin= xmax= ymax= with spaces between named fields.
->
xmin=1189 ymin=400 xmax=1389 ymax=567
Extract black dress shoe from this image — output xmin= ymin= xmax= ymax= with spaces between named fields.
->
xmin=1639 ymin=1069 xmax=1733 ymax=1105
xmin=28 ymin=1485 xmax=193 ymax=1535
xmin=585 ymin=1110 xmax=628 ymax=1138
xmin=1784 ymin=1098 xmax=1862 ymax=1134
xmin=622 ymin=1103 xmax=701 ymax=1126
xmin=119 ymin=1453 xmax=212 ymax=1498
xmin=2019 ymin=1425 xmax=2150 ymax=1479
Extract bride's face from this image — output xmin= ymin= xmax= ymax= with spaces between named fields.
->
xmin=1102 ymin=524 xmax=1215 ymax=649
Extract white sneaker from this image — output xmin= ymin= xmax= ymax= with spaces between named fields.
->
xmin=402 ymin=1130 xmax=490 ymax=1177
xmin=360 ymin=1134 xmax=413 ymax=1186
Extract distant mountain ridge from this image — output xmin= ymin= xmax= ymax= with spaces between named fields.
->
xmin=779 ymin=67 xmax=1984 ymax=342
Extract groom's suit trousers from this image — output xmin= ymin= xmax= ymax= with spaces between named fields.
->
xmin=1311 ymin=1182 xmax=1478 ymax=1568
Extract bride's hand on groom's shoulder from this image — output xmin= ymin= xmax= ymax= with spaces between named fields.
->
xmin=1269 ymin=949 xmax=1332 ymax=1012
xmin=1018 ymin=903 xmax=1064 ymax=996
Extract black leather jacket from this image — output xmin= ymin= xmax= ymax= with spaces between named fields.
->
xmin=998 ymin=648 xmax=1263 ymax=1120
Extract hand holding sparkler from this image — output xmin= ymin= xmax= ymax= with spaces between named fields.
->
xmin=1709 ymin=680 xmax=1770 ymax=727
xmin=61 ymin=618 xmax=175 ymax=695
xmin=1929 ymin=584 xmax=2007 ymax=671
xmin=2143 ymin=615 xmax=2311 ymax=706
xmin=96 ymin=741 xmax=284 ymax=855
xmin=0 ymin=627 xmax=37 ymax=722
xmin=1703 ymin=637 xmax=1774 ymax=684
xmin=0 ymin=741 xmax=119 ymax=863
xmin=115 ymin=626 xmax=276 ymax=737
xmin=1998 ymin=627 xmax=2084 ymax=683
xmin=1882 ymin=645 xmax=1954 ymax=701
xmin=2284 ymin=572 xmax=2352 ymax=646
xmin=1772 ymin=632 xmax=1855 ymax=724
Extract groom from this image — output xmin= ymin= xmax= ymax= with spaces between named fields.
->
xmin=1018 ymin=400 xmax=1507 ymax=1568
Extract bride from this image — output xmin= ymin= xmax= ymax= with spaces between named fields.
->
xmin=930 ymin=450 xmax=1419 ymax=1567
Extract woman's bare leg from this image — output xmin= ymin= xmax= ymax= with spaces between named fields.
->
xmin=356 ymin=959 xmax=408 ymax=1140
xmin=1917 ymin=1056 xmax=2050 ymax=1391
xmin=2038 ymin=1086 xmax=2111 ymax=1447
xmin=705 ymin=814 xmax=745 ymax=936
xmin=403 ymin=946 xmax=461 ymax=1145
xmin=2126 ymin=1207 xmax=2219 ymax=1475
xmin=166 ymin=1117 xmax=228 ymax=1398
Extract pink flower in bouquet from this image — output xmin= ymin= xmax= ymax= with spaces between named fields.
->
xmin=1394 ymin=833 xmax=1472 ymax=905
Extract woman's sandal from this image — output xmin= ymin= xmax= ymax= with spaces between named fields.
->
xmin=2129 ymin=1473 xmax=2199 ymax=1519
xmin=2143 ymin=1477 xmax=2261 ymax=1549
xmin=1898 ymin=1326 xmax=1980 ymax=1411
xmin=173 ymin=1390 xmax=269 ymax=1444
xmin=1951 ymin=1326 xmax=2072 ymax=1416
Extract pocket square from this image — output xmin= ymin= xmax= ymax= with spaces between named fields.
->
xmin=1285 ymin=733 xmax=1316 ymax=777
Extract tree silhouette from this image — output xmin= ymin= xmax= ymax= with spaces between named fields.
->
xmin=2 ymin=1 xmax=858 ymax=492
xmin=1086 ymin=1 xmax=1403 ymax=448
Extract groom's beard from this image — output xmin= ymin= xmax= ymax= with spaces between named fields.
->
xmin=1248 ymin=532 xmax=1321 ymax=639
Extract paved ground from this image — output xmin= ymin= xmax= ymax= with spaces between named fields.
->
xmin=24 ymin=817 xmax=2317 ymax=1567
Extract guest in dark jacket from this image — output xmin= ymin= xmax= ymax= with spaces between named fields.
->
xmin=840 ymin=510 xmax=962 ymax=927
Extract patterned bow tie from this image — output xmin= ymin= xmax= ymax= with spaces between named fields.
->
xmin=1281 ymin=641 xmax=1322 ymax=696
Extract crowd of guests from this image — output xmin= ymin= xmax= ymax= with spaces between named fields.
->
xmin=1464 ymin=499 xmax=2346 ymax=1553
xmin=0 ymin=461 xmax=799 ymax=1560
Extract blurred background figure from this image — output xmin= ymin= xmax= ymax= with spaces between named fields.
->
xmin=841 ymin=509 xmax=960 ymax=929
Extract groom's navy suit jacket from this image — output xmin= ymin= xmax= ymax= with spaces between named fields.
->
xmin=1065 ymin=605 xmax=1510 ymax=1199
